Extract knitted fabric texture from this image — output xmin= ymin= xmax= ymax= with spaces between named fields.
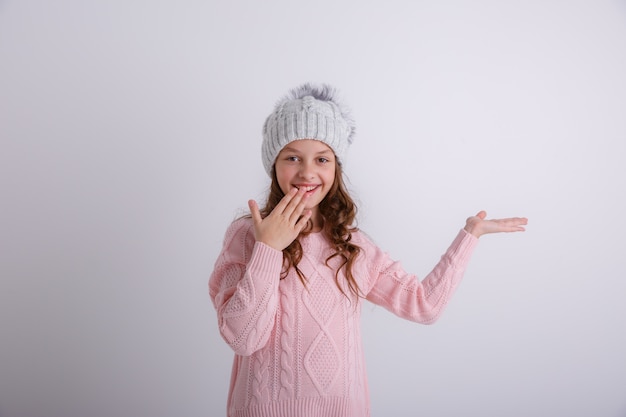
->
xmin=261 ymin=83 xmax=355 ymax=176
xmin=209 ymin=218 xmax=478 ymax=417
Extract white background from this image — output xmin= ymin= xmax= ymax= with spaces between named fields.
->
xmin=1 ymin=1 xmax=625 ymax=416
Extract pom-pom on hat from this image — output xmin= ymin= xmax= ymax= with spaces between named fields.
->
xmin=262 ymin=83 xmax=355 ymax=176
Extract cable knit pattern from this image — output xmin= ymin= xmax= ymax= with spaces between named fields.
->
xmin=250 ymin=343 xmax=271 ymax=407
xmin=209 ymin=217 xmax=478 ymax=417
xmin=278 ymin=283 xmax=295 ymax=401
xmin=302 ymin=269 xmax=342 ymax=395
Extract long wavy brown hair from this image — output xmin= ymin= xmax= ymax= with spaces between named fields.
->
xmin=260 ymin=162 xmax=363 ymax=299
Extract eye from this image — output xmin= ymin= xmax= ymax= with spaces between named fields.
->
xmin=318 ymin=157 xmax=330 ymax=163
xmin=286 ymin=156 xmax=300 ymax=162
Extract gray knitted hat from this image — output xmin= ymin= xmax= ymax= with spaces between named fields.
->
xmin=261 ymin=83 xmax=355 ymax=176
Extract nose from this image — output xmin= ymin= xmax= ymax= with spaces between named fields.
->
xmin=298 ymin=160 xmax=315 ymax=179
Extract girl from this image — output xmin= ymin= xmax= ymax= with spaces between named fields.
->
xmin=209 ymin=83 xmax=527 ymax=417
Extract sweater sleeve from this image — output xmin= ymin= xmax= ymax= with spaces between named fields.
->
xmin=362 ymin=229 xmax=478 ymax=324
xmin=208 ymin=218 xmax=284 ymax=356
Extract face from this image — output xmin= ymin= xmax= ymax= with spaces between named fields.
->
xmin=274 ymin=139 xmax=336 ymax=221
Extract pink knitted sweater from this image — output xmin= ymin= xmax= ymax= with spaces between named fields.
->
xmin=209 ymin=217 xmax=478 ymax=417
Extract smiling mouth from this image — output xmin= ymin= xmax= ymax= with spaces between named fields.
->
xmin=295 ymin=185 xmax=320 ymax=193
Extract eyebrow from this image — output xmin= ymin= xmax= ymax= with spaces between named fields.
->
xmin=281 ymin=146 xmax=334 ymax=155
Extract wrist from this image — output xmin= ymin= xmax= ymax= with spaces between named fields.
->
xmin=464 ymin=224 xmax=481 ymax=238
xmin=257 ymin=239 xmax=284 ymax=252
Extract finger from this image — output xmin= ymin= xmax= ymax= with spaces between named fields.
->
xmin=511 ymin=217 xmax=528 ymax=231
xmin=477 ymin=210 xmax=487 ymax=220
xmin=294 ymin=209 xmax=312 ymax=231
xmin=288 ymin=191 xmax=311 ymax=223
xmin=497 ymin=217 xmax=528 ymax=226
xmin=283 ymin=187 xmax=307 ymax=218
xmin=498 ymin=218 xmax=527 ymax=232
xmin=248 ymin=199 xmax=262 ymax=226
xmin=274 ymin=187 xmax=299 ymax=214
xmin=509 ymin=217 xmax=528 ymax=226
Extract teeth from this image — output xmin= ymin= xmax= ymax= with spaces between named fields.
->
xmin=297 ymin=185 xmax=317 ymax=192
